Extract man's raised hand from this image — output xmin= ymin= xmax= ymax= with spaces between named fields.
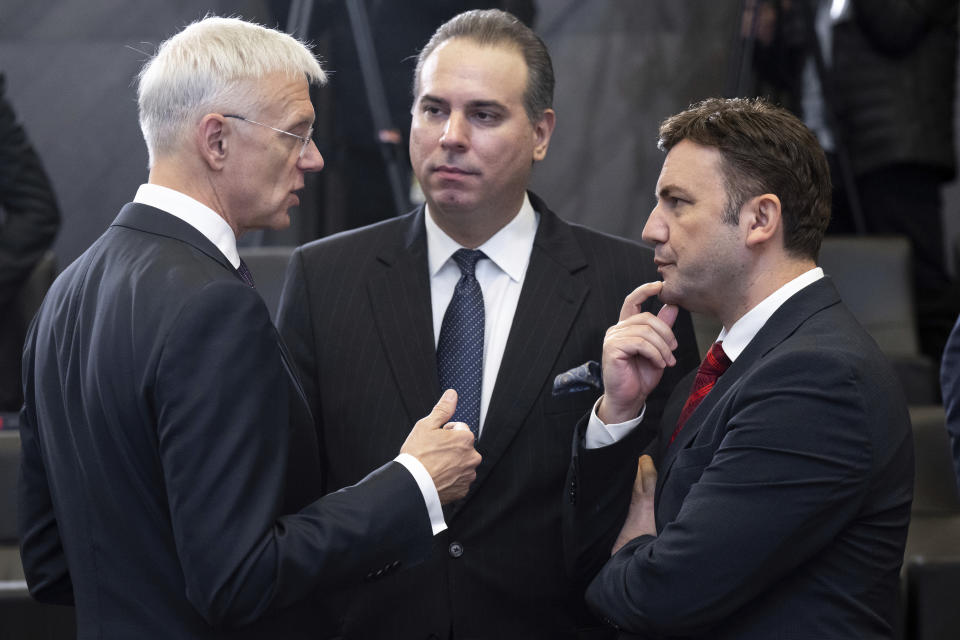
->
xmin=401 ymin=389 xmax=482 ymax=504
xmin=598 ymin=282 xmax=679 ymax=424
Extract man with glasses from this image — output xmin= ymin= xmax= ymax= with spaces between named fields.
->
xmin=17 ymin=16 xmax=480 ymax=639
xmin=223 ymin=114 xmax=314 ymax=157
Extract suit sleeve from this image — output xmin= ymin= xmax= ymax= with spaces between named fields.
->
xmin=585 ymin=347 xmax=910 ymax=636
xmin=156 ymin=281 xmax=431 ymax=629
xmin=942 ymin=315 xmax=960 ymax=492
xmin=17 ymin=320 xmax=74 ymax=604
xmin=562 ymin=303 xmax=699 ymax=590
xmin=562 ymin=412 xmax=657 ymax=589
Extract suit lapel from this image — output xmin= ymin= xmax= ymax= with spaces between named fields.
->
xmin=447 ymin=201 xmax=589 ymax=517
xmin=366 ymin=209 xmax=440 ymax=425
xmin=116 ymin=203 xmax=311 ymax=403
xmin=656 ymin=278 xmax=843 ymax=493
xmin=112 ymin=202 xmax=237 ymax=277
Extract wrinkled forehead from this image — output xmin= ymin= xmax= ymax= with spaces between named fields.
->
xmin=241 ymin=72 xmax=315 ymax=123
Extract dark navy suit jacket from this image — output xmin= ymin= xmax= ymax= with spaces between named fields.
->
xmin=277 ymin=193 xmax=700 ymax=638
xmin=567 ymin=278 xmax=914 ymax=639
xmin=18 ymin=203 xmax=432 ymax=639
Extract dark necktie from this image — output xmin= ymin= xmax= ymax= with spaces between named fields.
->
xmin=237 ymin=258 xmax=255 ymax=288
xmin=437 ymin=249 xmax=486 ymax=437
xmin=670 ymin=341 xmax=731 ymax=445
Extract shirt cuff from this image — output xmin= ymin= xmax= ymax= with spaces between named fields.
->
xmin=585 ymin=397 xmax=646 ymax=449
xmin=395 ymin=453 xmax=447 ymax=535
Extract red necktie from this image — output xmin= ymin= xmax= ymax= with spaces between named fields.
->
xmin=669 ymin=341 xmax=731 ymax=445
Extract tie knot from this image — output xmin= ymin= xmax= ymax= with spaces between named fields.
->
xmin=701 ymin=341 xmax=731 ymax=377
xmin=452 ymin=249 xmax=485 ymax=276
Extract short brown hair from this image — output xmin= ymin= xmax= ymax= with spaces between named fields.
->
xmin=658 ymin=97 xmax=831 ymax=259
xmin=413 ymin=9 xmax=554 ymax=124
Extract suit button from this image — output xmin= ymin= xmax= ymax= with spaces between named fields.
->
xmin=448 ymin=541 xmax=464 ymax=558
xmin=602 ymin=616 xmax=620 ymax=630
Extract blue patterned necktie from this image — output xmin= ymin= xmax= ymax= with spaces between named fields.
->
xmin=437 ymin=249 xmax=486 ymax=437
xmin=237 ymin=258 xmax=255 ymax=288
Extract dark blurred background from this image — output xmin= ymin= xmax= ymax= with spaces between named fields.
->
xmin=0 ymin=0 xmax=957 ymax=340
xmin=0 ymin=1 xmax=875 ymax=263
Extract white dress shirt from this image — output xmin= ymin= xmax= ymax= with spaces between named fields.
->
xmin=134 ymin=184 xmax=447 ymax=534
xmin=135 ymin=184 xmax=241 ymax=267
xmin=715 ymin=267 xmax=825 ymax=360
xmin=587 ymin=267 xmax=826 ymax=447
xmin=425 ymin=193 xmax=539 ymax=435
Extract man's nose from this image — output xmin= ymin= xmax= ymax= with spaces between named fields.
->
xmin=440 ymin=113 xmax=468 ymax=150
xmin=642 ymin=205 xmax=665 ymax=244
xmin=298 ymin=139 xmax=324 ymax=172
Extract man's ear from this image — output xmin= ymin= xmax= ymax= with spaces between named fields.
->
xmin=532 ymin=108 xmax=556 ymax=162
xmin=197 ymin=113 xmax=228 ymax=171
xmin=743 ymin=193 xmax=782 ymax=248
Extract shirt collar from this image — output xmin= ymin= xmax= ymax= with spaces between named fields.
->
xmin=717 ymin=267 xmax=824 ymax=361
xmin=134 ymin=183 xmax=240 ymax=268
xmin=425 ymin=192 xmax=539 ymax=281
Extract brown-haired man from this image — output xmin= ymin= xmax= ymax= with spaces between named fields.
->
xmin=278 ymin=8 xmax=699 ymax=638
xmin=566 ymin=97 xmax=913 ymax=639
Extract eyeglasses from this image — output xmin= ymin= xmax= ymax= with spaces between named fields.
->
xmin=223 ymin=114 xmax=314 ymax=159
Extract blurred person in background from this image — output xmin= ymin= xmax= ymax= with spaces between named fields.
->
xmin=749 ymin=0 xmax=960 ymax=363
xmin=0 ymin=72 xmax=60 ymax=413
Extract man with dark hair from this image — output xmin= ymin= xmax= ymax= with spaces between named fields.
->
xmin=565 ymin=98 xmax=913 ymax=638
xmin=278 ymin=8 xmax=699 ymax=638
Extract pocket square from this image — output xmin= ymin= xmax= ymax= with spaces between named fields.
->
xmin=552 ymin=360 xmax=603 ymax=396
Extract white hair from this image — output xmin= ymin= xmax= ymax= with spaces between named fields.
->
xmin=137 ymin=16 xmax=326 ymax=166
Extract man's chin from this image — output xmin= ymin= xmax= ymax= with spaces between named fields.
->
xmin=268 ymin=211 xmax=292 ymax=231
xmin=426 ymin=187 xmax=477 ymax=211
xmin=657 ymin=281 xmax=681 ymax=306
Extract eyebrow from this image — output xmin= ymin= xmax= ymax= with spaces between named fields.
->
xmin=285 ymin=114 xmax=315 ymax=133
xmin=419 ymin=94 xmax=506 ymax=111
xmin=466 ymin=99 xmax=506 ymax=111
xmin=656 ymin=184 xmax=692 ymax=200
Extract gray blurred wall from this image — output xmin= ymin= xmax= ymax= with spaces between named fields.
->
xmin=1 ymin=0 xmax=957 ymax=271
xmin=0 ymin=0 xmax=275 ymax=268
xmin=530 ymin=1 xmax=738 ymax=242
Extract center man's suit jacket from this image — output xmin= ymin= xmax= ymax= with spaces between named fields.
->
xmin=18 ymin=203 xmax=434 ymax=639
xmin=277 ymin=192 xmax=700 ymax=639
xmin=566 ymin=277 xmax=914 ymax=639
